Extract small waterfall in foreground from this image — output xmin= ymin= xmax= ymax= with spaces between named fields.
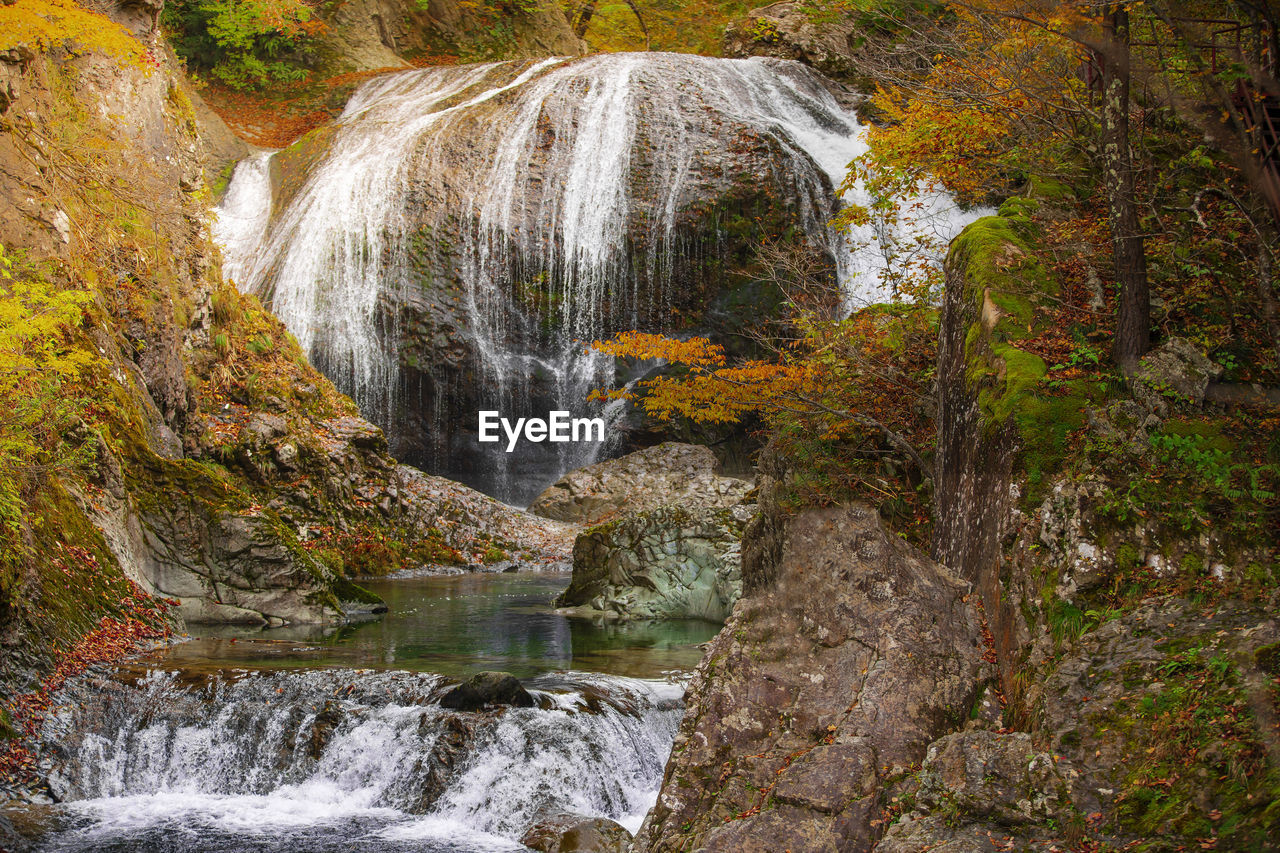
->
xmin=38 ymin=669 xmax=683 ymax=852
xmin=215 ymin=53 xmax=978 ymax=503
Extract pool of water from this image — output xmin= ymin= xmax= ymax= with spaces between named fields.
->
xmin=144 ymin=572 xmax=720 ymax=680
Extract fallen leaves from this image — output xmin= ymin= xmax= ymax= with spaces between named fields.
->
xmin=0 ymin=572 xmax=173 ymax=795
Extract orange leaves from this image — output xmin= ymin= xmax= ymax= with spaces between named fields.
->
xmin=851 ymin=1 xmax=1089 ymax=210
xmin=589 ymin=331 xmax=814 ymax=425
xmin=589 ymin=331 xmax=727 ymax=369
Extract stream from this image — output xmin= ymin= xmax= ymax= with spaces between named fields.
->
xmin=7 ymin=573 xmax=715 ymax=851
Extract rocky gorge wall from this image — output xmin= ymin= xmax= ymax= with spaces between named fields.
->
xmin=311 ymin=0 xmax=585 ymax=75
xmin=629 ymin=185 xmax=1280 ymax=850
xmin=633 ymin=504 xmax=993 ymax=852
xmin=0 ymin=0 xmax=567 ymax=704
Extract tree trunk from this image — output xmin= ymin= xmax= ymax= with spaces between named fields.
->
xmin=574 ymin=0 xmax=649 ymax=49
xmin=573 ymin=0 xmax=596 ymax=39
xmin=1101 ymin=4 xmax=1150 ymax=371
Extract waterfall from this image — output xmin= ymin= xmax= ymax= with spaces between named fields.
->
xmin=40 ymin=669 xmax=683 ymax=851
xmin=215 ymin=53 xmax=978 ymax=504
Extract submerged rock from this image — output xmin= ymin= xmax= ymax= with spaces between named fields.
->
xmin=520 ymin=812 xmax=632 ymax=853
xmin=634 ymin=504 xmax=992 ymax=853
xmin=438 ymin=671 xmax=535 ymax=711
xmin=555 ymin=504 xmax=750 ymax=623
xmin=530 ymin=443 xmax=752 ymax=525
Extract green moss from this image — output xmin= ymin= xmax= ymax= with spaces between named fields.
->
xmin=0 ymin=705 xmax=16 ymax=739
xmin=946 ymin=214 xmax=1058 ymax=308
xmin=1160 ymin=418 xmax=1235 ymax=453
xmin=1256 ymin=642 xmax=1280 ymax=677
xmin=329 ymin=576 xmax=383 ymax=607
xmin=977 ymin=344 xmax=1047 ymax=424
xmin=1105 ymin=645 xmax=1280 ymax=849
xmin=1026 ymin=175 xmax=1076 ymax=203
xmin=209 ymin=161 xmax=236 ymax=202
xmin=1013 ymin=383 xmax=1104 ymax=507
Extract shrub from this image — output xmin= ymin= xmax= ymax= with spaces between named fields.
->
xmin=162 ymin=0 xmax=322 ymax=91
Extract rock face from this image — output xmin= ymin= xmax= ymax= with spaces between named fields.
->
xmin=1131 ymin=336 xmax=1224 ymax=414
xmin=529 ymin=443 xmax=752 ymax=525
xmin=438 ymin=671 xmax=535 ymax=711
xmin=313 ymin=0 xmax=585 ymax=76
xmin=723 ymin=1 xmax=863 ymax=82
xmin=520 ymin=813 xmax=632 ymax=853
xmin=554 ymin=504 xmax=750 ymax=622
xmin=879 ymin=598 xmax=1280 ymax=850
xmin=634 ymin=505 xmax=991 ymax=852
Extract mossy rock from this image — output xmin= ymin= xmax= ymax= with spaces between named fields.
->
xmin=1256 ymin=642 xmax=1280 ymax=677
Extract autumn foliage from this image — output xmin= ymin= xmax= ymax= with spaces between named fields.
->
xmin=0 ymin=0 xmax=152 ymax=67
xmin=591 ymin=306 xmax=937 ymax=534
xmin=0 ymin=608 xmax=171 ymax=789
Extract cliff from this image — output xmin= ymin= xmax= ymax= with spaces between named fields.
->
xmin=0 ymin=0 xmax=565 ymax=705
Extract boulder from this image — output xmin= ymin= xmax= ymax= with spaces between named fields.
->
xmin=438 ymin=671 xmax=535 ymax=711
xmin=555 ymin=504 xmax=750 ymax=622
xmin=529 ymin=443 xmax=752 ymax=525
xmin=1131 ymin=337 xmax=1223 ymax=414
xmin=250 ymin=54 xmax=849 ymax=497
xmin=913 ymin=730 xmax=1070 ymax=827
xmin=633 ymin=504 xmax=992 ymax=853
xmin=520 ymin=813 xmax=632 ymax=853
xmin=137 ymin=508 xmax=360 ymax=626
xmin=414 ymin=713 xmax=483 ymax=813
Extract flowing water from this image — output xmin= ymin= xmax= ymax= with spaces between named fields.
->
xmin=15 ymin=574 xmax=710 ymax=852
xmin=214 ymin=52 xmax=980 ymax=503
xmin=47 ymin=54 xmax=982 ymax=850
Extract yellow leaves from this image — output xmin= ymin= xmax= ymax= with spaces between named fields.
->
xmin=589 ymin=331 xmax=727 ymax=368
xmin=0 ymin=0 xmax=149 ymax=69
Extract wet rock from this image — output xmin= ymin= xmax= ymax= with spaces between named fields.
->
xmin=0 ymin=811 xmax=25 ymax=853
xmin=414 ymin=713 xmax=481 ymax=813
xmin=634 ymin=504 xmax=992 ymax=853
xmin=0 ymin=803 xmax=64 ymax=852
xmin=520 ymin=812 xmax=632 ymax=853
xmin=439 ymin=671 xmax=534 ymax=711
xmin=555 ymin=504 xmax=749 ymax=622
xmin=530 ymin=443 xmax=752 ymax=525
xmin=306 ymin=703 xmax=345 ymax=760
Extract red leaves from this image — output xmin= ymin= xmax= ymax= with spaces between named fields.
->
xmin=0 ymin=573 xmax=173 ymax=793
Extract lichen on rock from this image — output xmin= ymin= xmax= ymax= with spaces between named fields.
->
xmin=633 ymin=504 xmax=992 ymax=852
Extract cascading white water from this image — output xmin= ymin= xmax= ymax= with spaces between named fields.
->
xmin=215 ymin=53 xmax=979 ymax=503
xmin=41 ymin=669 xmax=684 ymax=851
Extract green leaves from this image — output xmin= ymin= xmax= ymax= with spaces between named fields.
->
xmin=162 ymin=0 xmax=319 ymax=91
